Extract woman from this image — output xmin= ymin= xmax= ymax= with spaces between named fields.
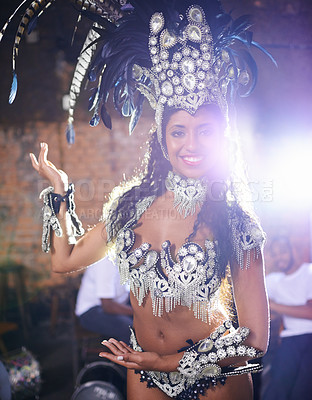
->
xmin=5 ymin=0 xmax=270 ymax=398
xmin=30 ymin=103 xmax=268 ymax=400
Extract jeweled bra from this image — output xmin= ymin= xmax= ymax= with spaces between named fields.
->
xmin=114 ymin=196 xmax=220 ymax=322
xmin=111 ymin=194 xmax=265 ymax=323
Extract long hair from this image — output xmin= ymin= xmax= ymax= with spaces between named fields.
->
xmin=103 ymin=105 xmax=257 ymax=281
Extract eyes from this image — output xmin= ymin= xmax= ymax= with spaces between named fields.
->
xmin=169 ymin=128 xmax=215 ymax=138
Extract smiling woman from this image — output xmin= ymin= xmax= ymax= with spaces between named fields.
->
xmin=165 ymin=105 xmax=226 ymax=180
xmin=2 ymin=1 xmax=271 ymax=399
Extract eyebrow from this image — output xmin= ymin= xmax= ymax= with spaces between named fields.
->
xmin=168 ymin=123 xmax=214 ymax=129
xmin=168 ymin=124 xmax=185 ymax=129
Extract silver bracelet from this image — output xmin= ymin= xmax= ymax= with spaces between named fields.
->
xmin=177 ymin=320 xmax=264 ymax=384
xmin=39 ymin=184 xmax=84 ymax=253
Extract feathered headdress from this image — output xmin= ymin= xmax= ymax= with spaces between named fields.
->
xmin=1 ymin=0 xmax=275 ymax=148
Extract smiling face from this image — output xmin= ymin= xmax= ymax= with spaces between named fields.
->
xmin=165 ymin=105 xmax=226 ymax=179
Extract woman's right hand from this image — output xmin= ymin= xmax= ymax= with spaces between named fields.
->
xmin=29 ymin=142 xmax=69 ymax=194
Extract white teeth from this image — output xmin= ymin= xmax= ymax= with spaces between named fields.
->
xmin=183 ymin=156 xmax=203 ymax=162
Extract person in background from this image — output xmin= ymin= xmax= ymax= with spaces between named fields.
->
xmin=262 ymin=236 xmax=312 ymax=400
xmin=0 ymin=360 xmax=11 ymax=400
xmin=75 ymin=257 xmax=133 ymax=344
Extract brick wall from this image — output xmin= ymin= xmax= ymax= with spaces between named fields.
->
xmin=0 ymin=115 xmax=152 ymax=290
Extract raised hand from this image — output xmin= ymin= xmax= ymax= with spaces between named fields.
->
xmin=29 ymin=142 xmax=68 ymax=194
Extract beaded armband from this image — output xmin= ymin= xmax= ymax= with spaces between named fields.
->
xmin=177 ymin=320 xmax=264 ymax=384
xmin=39 ymin=183 xmax=84 ymax=253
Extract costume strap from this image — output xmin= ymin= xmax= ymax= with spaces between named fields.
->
xmin=39 ymin=183 xmax=84 ymax=253
xmin=228 ymin=206 xmax=266 ymax=270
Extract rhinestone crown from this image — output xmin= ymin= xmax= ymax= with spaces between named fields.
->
xmin=132 ymin=5 xmax=243 ymax=153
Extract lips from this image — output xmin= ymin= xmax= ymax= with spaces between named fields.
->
xmin=181 ymin=155 xmax=204 ymax=166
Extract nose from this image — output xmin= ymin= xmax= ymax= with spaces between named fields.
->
xmin=184 ymin=131 xmax=198 ymax=152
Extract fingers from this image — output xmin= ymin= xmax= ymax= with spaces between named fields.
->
xmin=99 ymin=339 xmax=141 ymax=369
xmin=101 ymin=338 xmax=131 ymax=354
xmin=29 ymin=153 xmax=39 ymax=171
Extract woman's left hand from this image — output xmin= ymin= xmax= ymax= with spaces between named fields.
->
xmin=99 ymin=339 xmax=167 ymax=371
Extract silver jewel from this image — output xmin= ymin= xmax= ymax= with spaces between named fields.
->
xmin=165 ymin=171 xmax=208 ymax=218
xmin=150 ymin=13 xmax=164 ymax=34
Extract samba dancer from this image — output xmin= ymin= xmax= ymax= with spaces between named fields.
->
xmin=2 ymin=1 xmax=272 ymax=399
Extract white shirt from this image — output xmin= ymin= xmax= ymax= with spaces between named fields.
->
xmin=75 ymin=257 xmax=129 ymax=317
xmin=266 ymin=263 xmax=312 ymax=337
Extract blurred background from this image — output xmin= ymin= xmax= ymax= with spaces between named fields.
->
xmin=0 ymin=0 xmax=311 ymax=398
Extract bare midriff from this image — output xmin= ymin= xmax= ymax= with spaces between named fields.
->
xmin=131 ymin=292 xmax=227 ymax=355
xmin=129 ymin=191 xmax=227 ymax=354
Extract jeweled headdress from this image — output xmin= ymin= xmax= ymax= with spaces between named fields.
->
xmin=1 ymin=0 xmax=274 ymax=151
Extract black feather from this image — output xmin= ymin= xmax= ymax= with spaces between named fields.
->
xmin=101 ymin=104 xmax=112 ymax=129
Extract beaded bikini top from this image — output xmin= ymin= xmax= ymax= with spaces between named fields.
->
xmin=112 ymin=196 xmax=265 ymax=322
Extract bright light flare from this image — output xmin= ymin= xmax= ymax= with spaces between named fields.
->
xmin=269 ymin=137 xmax=312 ymax=209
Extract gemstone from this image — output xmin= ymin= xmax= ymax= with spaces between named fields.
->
xmin=186 ymin=185 xmax=196 ymax=198
xmin=189 ymin=7 xmax=203 ymax=23
xmin=203 ymin=52 xmax=211 ymax=61
xmin=202 ymin=61 xmax=209 ymax=71
xmin=182 ymin=47 xmax=191 ymax=56
xmin=150 ymin=13 xmax=164 ymax=34
xmin=182 ymin=73 xmax=196 ymax=91
xmin=192 ymin=49 xmax=200 ymax=59
xmin=198 ymin=339 xmax=214 ymax=352
xmin=187 ymin=25 xmax=202 ymax=42
xmin=162 ymin=81 xmax=173 ymax=96
xmin=175 ymin=85 xmax=184 ymax=94
xmin=189 ymin=244 xmax=197 ymax=254
xmin=149 ymin=36 xmax=157 ymax=46
xmin=208 ymin=352 xmax=218 ymax=362
xmin=200 ymin=43 xmax=209 ymax=52
xmin=146 ymin=250 xmax=158 ymax=267
xmin=173 ymin=52 xmax=182 ymax=61
xmin=172 ymin=76 xmax=180 ymax=85
xmin=181 ymin=58 xmax=195 ymax=74
xmin=134 ymin=248 xmax=143 ymax=258
xmin=197 ymin=71 xmax=205 ymax=80
xmin=183 ymin=255 xmax=197 ymax=273
xmin=202 ymin=364 xmax=221 ymax=377
xmin=152 ymin=55 xmax=159 ymax=64
xmin=160 ymin=50 xmax=169 ymax=60
xmin=161 ymin=30 xmax=177 ymax=48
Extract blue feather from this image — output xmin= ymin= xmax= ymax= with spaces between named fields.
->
xmin=90 ymin=113 xmax=100 ymax=127
xmin=66 ymin=123 xmax=75 ymax=144
xmin=9 ymin=72 xmax=17 ymax=104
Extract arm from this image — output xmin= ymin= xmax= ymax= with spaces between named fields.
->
xmin=269 ymin=299 xmax=312 ymax=320
xmin=30 ymin=143 xmax=107 ymax=273
xmin=230 ymin=252 xmax=269 ymax=354
xmin=101 ymin=298 xmax=133 ymax=316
